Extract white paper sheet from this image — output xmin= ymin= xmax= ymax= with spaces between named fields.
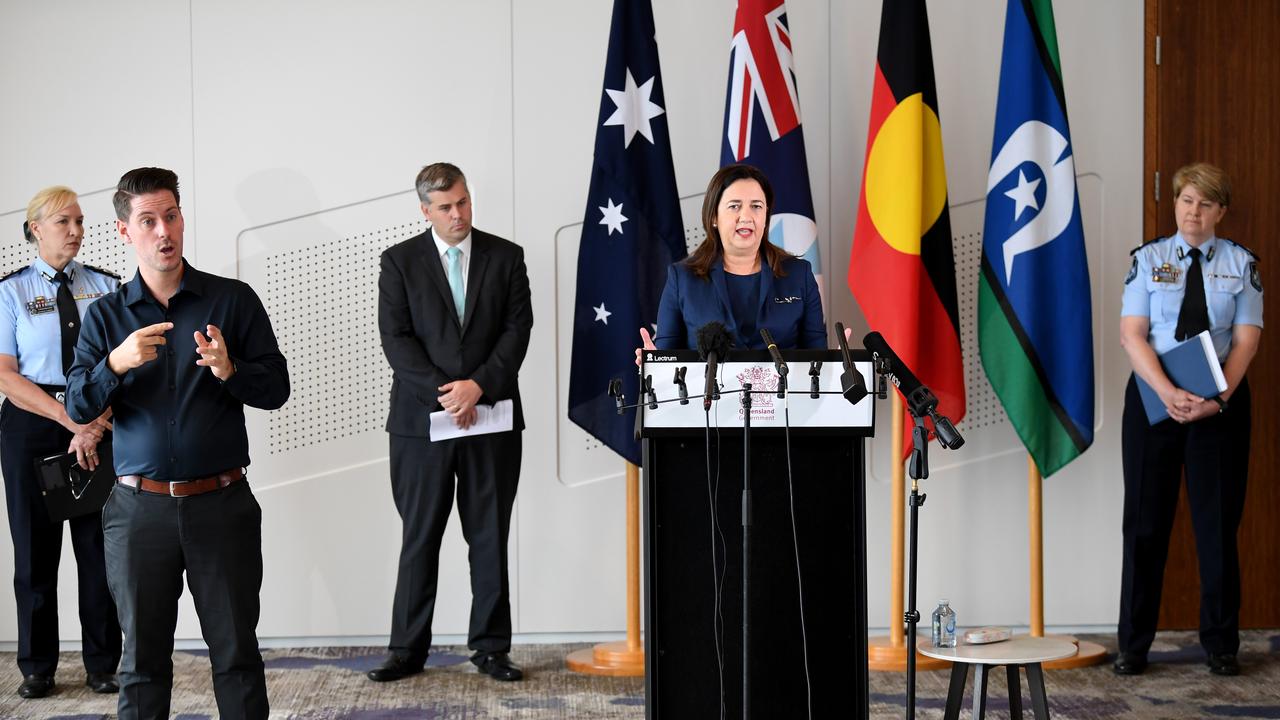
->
xmin=429 ymin=399 xmax=514 ymax=441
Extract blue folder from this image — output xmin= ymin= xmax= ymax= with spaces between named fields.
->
xmin=1135 ymin=330 xmax=1228 ymax=425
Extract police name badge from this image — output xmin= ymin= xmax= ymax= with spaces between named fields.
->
xmin=1152 ymin=263 xmax=1180 ymax=283
xmin=25 ymin=296 xmax=56 ymax=316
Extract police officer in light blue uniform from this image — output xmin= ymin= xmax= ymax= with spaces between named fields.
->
xmin=0 ymin=187 xmax=122 ymax=699
xmin=1115 ymin=163 xmax=1263 ymax=678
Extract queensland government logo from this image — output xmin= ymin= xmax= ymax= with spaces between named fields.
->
xmin=735 ymin=365 xmax=780 ymax=423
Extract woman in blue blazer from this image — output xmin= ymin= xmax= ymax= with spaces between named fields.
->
xmin=649 ymin=164 xmax=825 ymax=351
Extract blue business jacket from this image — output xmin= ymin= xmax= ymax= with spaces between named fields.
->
xmin=654 ymin=257 xmax=826 ymax=350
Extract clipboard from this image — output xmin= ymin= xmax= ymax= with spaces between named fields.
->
xmin=33 ymin=444 xmax=114 ymax=522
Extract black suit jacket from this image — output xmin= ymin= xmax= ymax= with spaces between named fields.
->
xmin=378 ymin=227 xmax=533 ymax=438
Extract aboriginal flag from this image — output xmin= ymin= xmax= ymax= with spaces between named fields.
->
xmin=848 ymin=0 xmax=965 ymax=456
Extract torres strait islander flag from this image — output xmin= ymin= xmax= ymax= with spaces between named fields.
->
xmin=722 ymin=0 xmax=822 ymax=295
xmin=848 ymin=0 xmax=965 ymax=457
xmin=979 ymin=0 xmax=1093 ymax=476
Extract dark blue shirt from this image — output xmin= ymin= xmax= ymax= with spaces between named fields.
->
xmin=724 ymin=270 xmax=760 ymax=343
xmin=65 ymin=261 xmax=289 ymax=480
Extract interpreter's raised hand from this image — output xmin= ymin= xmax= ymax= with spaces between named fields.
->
xmin=108 ymin=322 xmax=174 ymax=375
xmin=195 ymin=325 xmax=236 ymax=381
xmin=438 ymin=379 xmax=483 ymax=419
xmin=634 ymin=326 xmax=657 ymax=367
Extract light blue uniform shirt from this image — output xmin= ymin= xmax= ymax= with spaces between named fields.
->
xmin=1121 ymin=233 xmax=1264 ymax=362
xmin=0 ymin=256 xmax=120 ymax=385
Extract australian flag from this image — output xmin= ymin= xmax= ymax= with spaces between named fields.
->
xmin=568 ymin=0 xmax=686 ymax=466
xmin=722 ymin=0 xmax=822 ymax=294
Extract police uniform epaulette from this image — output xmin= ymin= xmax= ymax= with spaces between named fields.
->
xmin=0 ymin=266 xmax=28 ymax=282
xmin=1220 ymin=238 xmax=1258 ymax=261
xmin=1129 ymin=236 xmax=1165 ymax=256
xmin=82 ymin=264 xmax=122 ymax=280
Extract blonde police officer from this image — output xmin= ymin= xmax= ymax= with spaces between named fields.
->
xmin=0 ymin=187 xmax=121 ymax=698
xmin=1116 ymin=163 xmax=1263 ymax=677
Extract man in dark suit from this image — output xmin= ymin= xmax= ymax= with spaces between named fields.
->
xmin=369 ymin=163 xmax=533 ymax=683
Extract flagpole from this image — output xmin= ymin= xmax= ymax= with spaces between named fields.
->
xmin=1027 ymin=452 xmax=1108 ymax=669
xmin=566 ymin=461 xmax=645 ymax=676
xmin=867 ymin=393 xmax=946 ymax=671
xmin=1028 ymin=454 xmax=1044 ymax=637
xmin=891 ymin=396 xmax=905 ymax=649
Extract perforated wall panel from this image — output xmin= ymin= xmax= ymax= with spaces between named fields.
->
xmin=237 ymin=191 xmax=426 ymax=484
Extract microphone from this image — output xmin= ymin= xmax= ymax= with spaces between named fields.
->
xmin=695 ymin=321 xmax=734 ymax=411
xmin=862 ymin=331 xmax=964 ymax=449
xmin=834 ymin=322 xmax=869 ymax=406
xmin=862 ymin=331 xmax=937 ymax=417
xmin=759 ymin=328 xmax=788 ymax=377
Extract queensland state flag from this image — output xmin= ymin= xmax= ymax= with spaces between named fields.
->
xmin=848 ymin=0 xmax=965 ymax=454
xmin=979 ymin=0 xmax=1092 ymax=476
xmin=568 ymin=0 xmax=686 ymax=466
xmin=722 ymin=0 xmax=822 ymax=294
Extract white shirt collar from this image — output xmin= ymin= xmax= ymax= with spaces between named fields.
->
xmin=431 ymin=227 xmax=473 ymax=259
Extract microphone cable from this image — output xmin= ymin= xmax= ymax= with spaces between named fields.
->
xmin=704 ymin=385 xmax=727 ymax=720
xmin=782 ymin=386 xmax=814 ymax=719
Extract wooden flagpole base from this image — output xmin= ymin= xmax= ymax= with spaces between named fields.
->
xmin=1039 ymin=635 xmax=1109 ymax=670
xmin=867 ymin=635 xmax=952 ymax=672
xmin=567 ymin=462 xmax=645 ymax=677
xmin=566 ymin=640 xmax=646 ymax=676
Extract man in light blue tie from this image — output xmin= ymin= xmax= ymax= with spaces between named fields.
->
xmin=372 ymin=163 xmax=533 ymax=683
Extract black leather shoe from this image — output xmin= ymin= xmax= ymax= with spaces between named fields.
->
xmin=367 ymin=654 xmax=424 ymax=682
xmin=85 ymin=672 xmax=119 ymax=694
xmin=17 ymin=674 xmax=54 ymax=698
xmin=1207 ymin=653 xmax=1240 ymax=676
xmin=1112 ymin=652 xmax=1148 ymax=676
xmin=473 ymin=652 xmax=523 ymax=681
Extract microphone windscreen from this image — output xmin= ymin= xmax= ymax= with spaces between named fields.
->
xmin=695 ymin=321 xmax=734 ymax=361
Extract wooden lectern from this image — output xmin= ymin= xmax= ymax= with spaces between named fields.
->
xmin=639 ymin=349 xmax=874 ymax=719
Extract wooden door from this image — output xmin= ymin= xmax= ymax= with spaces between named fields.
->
xmin=1144 ymin=0 xmax=1280 ymax=629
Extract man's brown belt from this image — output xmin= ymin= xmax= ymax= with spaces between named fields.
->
xmin=117 ymin=468 xmax=245 ymax=497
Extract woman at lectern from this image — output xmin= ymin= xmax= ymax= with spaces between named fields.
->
xmin=0 ymin=187 xmax=122 ymax=698
xmin=1115 ymin=162 xmax=1263 ymax=678
xmin=639 ymin=164 xmax=825 ymax=354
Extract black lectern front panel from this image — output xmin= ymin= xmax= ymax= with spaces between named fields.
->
xmin=643 ymin=434 xmax=869 ymax=719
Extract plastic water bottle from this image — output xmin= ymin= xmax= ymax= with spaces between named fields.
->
xmin=932 ymin=599 xmax=956 ymax=648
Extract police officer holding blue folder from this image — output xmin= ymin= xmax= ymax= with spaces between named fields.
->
xmin=0 ymin=187 xmax=121 ymax=699
xmin=1116 ymin=163 xmax=1263 ymax=677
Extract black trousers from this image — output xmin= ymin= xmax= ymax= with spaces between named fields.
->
xmin=388 ymin=430 xmax=521 ymax=659
xmin=1119 ymin=375 xmax=1251 ymax=657
xmin=0 ymin=400 xmax=121 ymax=677
xmin=102 ymin=477 xmax=267 ymax=720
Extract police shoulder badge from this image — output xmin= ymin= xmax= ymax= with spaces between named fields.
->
xmin=1124 ymin=257 xmax=1138 ymax=284
xmin=1250 ymin=262 xmax=1263 ymax=292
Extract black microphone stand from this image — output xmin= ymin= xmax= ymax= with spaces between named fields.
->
xmin=740 ymin=381 xmax=753 ymax=720
xmin=904 ymin=414 xmax=930 ymax=720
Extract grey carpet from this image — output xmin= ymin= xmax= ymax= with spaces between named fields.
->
xmin=0 ymin=631 xmax=1273 ymax=718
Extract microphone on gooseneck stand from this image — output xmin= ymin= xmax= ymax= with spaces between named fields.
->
xmin=759 ymin=328 xmax=788 ymax=399
xmin=862 ymin=331 xmax=964 ymax=449
xmin=695 ymin=321 xmax=734 ymax=412
xmin=834 ymin=322 xmax=869 ymax=406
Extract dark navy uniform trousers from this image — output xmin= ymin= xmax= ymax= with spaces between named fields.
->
xmin=0 ymin=399 xmax=121 ymax=677
xmin=1119 ymin=375 xmax=1251 ymax=657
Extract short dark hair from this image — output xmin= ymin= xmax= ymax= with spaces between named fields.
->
xmin=114 ymin=167 xmax=181 ymax=221
xmin=415 ymin=162 xmax=467 ymax=204
xmin=684 ymin=163 xmax=789 ymax=279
